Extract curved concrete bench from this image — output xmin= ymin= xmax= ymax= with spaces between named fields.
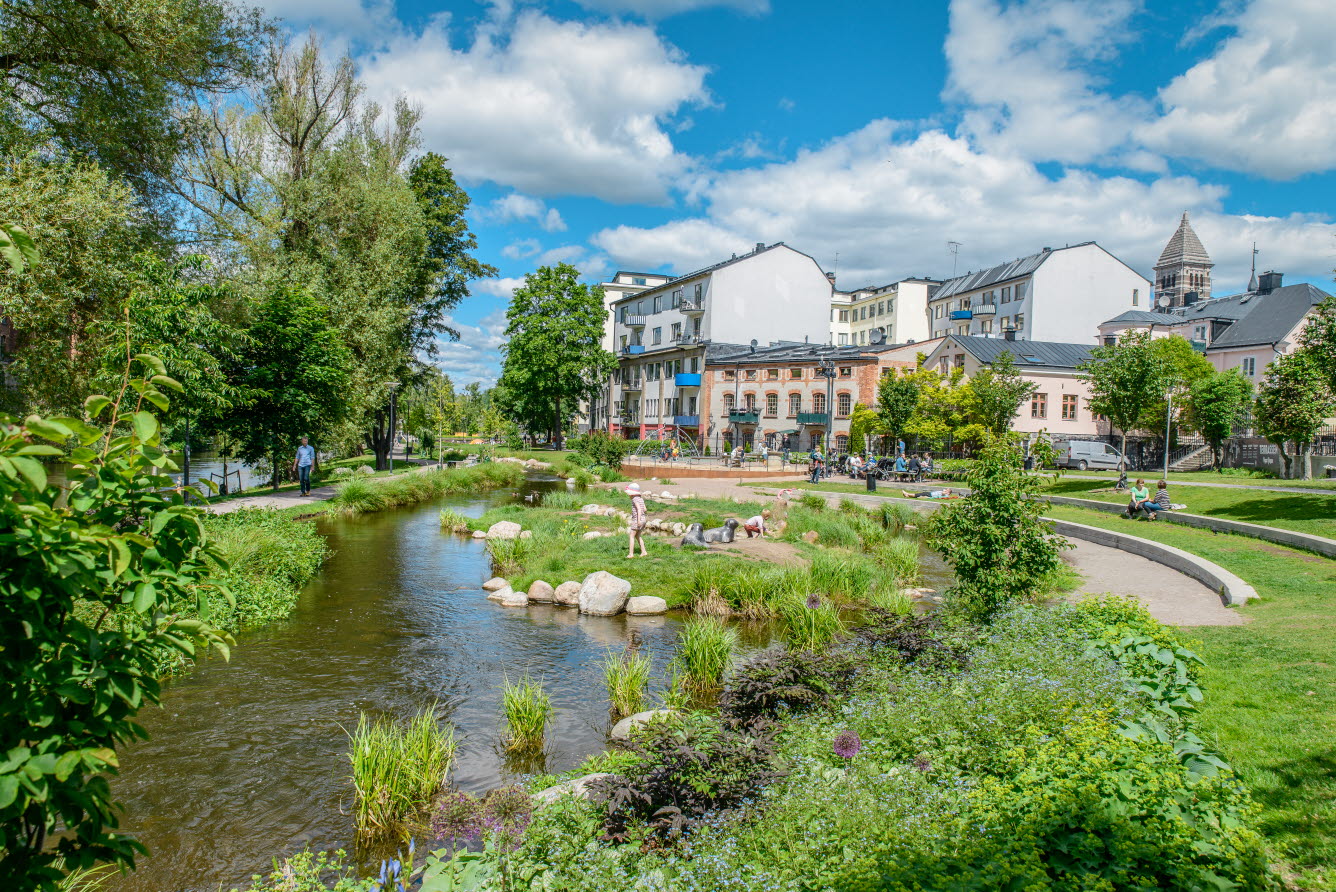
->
xmin=793 ymin=490 xmax=1257 ymax=607
xmin=1040 ymin=494 xmax=1336 ymax=560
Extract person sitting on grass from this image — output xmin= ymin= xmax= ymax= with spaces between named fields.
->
xmin=743 ymin=509 xmax=771 ymax=538
xmin=901 ymin=487 xmax=954 ymax=500
xmin=1126 ymin=478 xmax=1152 ymax=518
xmin=1143 ymin=480 xmax=1173 ymax=520
xmin=625 ymin=482 xmax=649 ymax=558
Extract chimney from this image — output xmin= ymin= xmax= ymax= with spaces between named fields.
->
xmin=1184 ymin=291 xmax=1200 ymax=306
xmin=1042 ymin=246 xmax=1052 ymax=253
xmin=1004 ymin=329 xmax=1017 ymax=342
xmin=825 ymin=272 xmax=836 ymax=284
xmin=1258 ymin=271 xmax=1283 ymax=294
xmin=754 ymin=242 xmax=765 ymax=254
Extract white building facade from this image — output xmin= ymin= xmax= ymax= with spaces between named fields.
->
xmin=832 ymin=278 xmax=937 ymax=348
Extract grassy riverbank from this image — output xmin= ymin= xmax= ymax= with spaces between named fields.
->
xmin=324 ymin=462 xmax=527 ymax=516
xmin=1046 ymin=504 xmax=1336 ymax=890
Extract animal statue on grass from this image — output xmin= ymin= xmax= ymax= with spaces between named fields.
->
xmin=681 ymin=523 xmax=708 ymax=547
xmin=680 ymin=519 xmax=739 ymax=547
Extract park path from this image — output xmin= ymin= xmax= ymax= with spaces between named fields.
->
xmin=639 ymin=476 xmax=1244 ymax=627
xmin=207 ymin=485 xmax=337 ymax=514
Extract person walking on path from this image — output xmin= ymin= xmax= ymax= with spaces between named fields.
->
xmin=625 ymin=482 xmax=649 ymax=558
xmin=292 ymin=437 xmax=316 ymax=496
xmin=808 ymin=446 xmax=824 ymax=484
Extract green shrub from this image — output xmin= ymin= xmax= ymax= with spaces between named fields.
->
xmin=502 ymin=675 xmax=552 ymax=752
xmin=347 ymin=707 xmax=455 ymax=834
xmin=565 ymin=431 xmax=633 ymax=469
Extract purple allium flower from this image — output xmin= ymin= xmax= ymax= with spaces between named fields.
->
xmin=832 ymin=729 xmax=861 ymax=759
xmin=913 ymin=756 xmax=932 ymax=773
xmin=805 ymin=593 xmax=822 ymax=609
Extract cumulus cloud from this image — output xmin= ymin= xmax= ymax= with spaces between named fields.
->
xmin=433 ymin=311 xmax=509 ymax=387
xmin=501 ymin=239 xmax=542 ymax=259
xmin=482 ymin=193 xmax=568 ymax=231
xmin=944 ymin=0 xmax=1150 ymax=165
xmin=1139 ymin=0 xmax=1336 ymax=178
xmin=473 ymin=276 xmax=528 ymax=299
xmin=573 ymin=0 xmax=769 ymax=16
xmin=592 ymin=121 xmax=1336 ymax=293
xmin=359 ymin=11 xmax=710 ymax=203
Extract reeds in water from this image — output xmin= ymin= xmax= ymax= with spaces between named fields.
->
xmin=779 ymin=594 xmax=846 ymax=651
xmin=875 ymin=537 xmax=921 ymax=584
xmin=439 ymin=508 xmax=471 ymax=533
xmin=675 ymin=616 xmax=738 ymax=692
xmin=348 ymin=707 xmax=456 ymax=834
xmin=600 ymin=649 xmax=652 ymax=717
xmin=488 ymin=537 xmax=535 ymax=578
xmin=502 ymin=674 xmax=553 ymax=752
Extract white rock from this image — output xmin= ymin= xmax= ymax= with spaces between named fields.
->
xmin=660 ymin=491 xmax=674 ymax=499
xmin=625 ymin=596 xmax=668 ymax=615
xmin=578 ymin=571 xmax=632 ymax=616
xmin=532 ymin=772 xmax=617 ymax=806
xmin=482 ymin=577 xmax=510 ymax=592
xmin=610 ymin=709 xmax=675 ymax=741
xmin=528 ymin=580 xmax=555 ymax=602
xmin=519 ymin=530 xmax=533 ymax=539
xmin=581 ymin=504 xmax=603 ymax=514
xmin=499 ymin=588 xmax=529 ymax=608
xmin=582 ymin=531 xmax=603 ymax=540
xmin=671 ymin=523 xmax=686 ymax=536
xmin=471 ymin=529 xmax=487 ymax=539
xmin=486 ymin=520 xmax=523 ymax=540
xmin=553 ymin=581 xmax=581 ymax=607
xmin=486 ymin=585 xmax=513 ymax=603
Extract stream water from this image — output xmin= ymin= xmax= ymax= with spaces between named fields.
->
xmin=105 ymin=479 xmax=947 ymax=891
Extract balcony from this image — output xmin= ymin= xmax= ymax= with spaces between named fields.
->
xmin=624 ymin=315 xmax=647 ymax=327
xmin=680 ymin=299 xmax=705 ymax=314
xmin=674 ymin=372 xmax=702 ymax=387
xmin=972 ymin=303 xmax=997 ymax=316
xmin=621 ymin=378 xmax=642 ymax=392
xmin=727 ymin=410 xmax=759 ymax=425
xmin=622 ymin=344 xmax=645 ymax=355
xmin=950 ymin=310 xmax=973 ymax=320
xmin=797 ymin=412 xmax=830 ymax=426
xmin=672 ymin=333 xmax=704 ymax=345
xmin=673 ymin=414 xmax=700 ymax=427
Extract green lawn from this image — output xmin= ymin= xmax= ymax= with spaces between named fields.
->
xmin=1046 ymin=504 xmax=1336 ymax=891
xmin=1040 ymin=478 xmax=1336 ymax=541
xmin=1064 ymin=467 xmax=1336 ymax=490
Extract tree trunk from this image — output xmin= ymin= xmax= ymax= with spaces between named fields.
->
xmin=271 ymin=440 xmax=280 ymax=491
xmin=368 ymin=406 xmax=391 ymax=471
xmin=1301 ymin=443 xmax=1313 ymax=480
xmin=1277 ymin=443 xmax=1292 ymax=479
xmin=553 ymin=396 xmax=563 ymax=450
xmin=1119 ymin=431 xmax=1128 ymax=469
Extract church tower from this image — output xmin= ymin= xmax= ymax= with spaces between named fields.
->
xmin=1153 ymin=212 xmax=1213 ymax=308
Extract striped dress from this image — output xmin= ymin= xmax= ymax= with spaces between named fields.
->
xmin=629 ymin=494 xmax=647 ymax=531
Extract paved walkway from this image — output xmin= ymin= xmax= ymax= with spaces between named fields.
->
xmin=1061 ymin=473 xmax=1334 ymax=496
xmin=208 ymin=485 xmax=337 ymax=514
xmin=647 ymin=476 xmax=1245 ymax=627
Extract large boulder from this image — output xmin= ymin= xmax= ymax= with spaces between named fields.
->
xmin=532 ymin=772 xmax=618 ymax=807
xmin=553 ymin=581 xmax=582 ymax=607
xmin=486 ymin=585 xmax=513 ymax=603
xmin=498 ymin=588 xmax=529 ymax=608
xmin=528 ymin=580 xmax=555 ymax=603
xmin=577 ymin=571 xmax=632 ymax=616
xmin=482 ymin=577 xmax=510 ymax=592
xmin=610 ymin=709 xmax=676 ymax=742
xmin=626 ymin=596 xmax=668 ymax=615
xmin=486 ymin=521 xmax=523 ymax=540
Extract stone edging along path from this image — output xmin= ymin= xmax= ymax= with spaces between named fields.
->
xmin=765 ymin=488 xmax=1260 ymax=608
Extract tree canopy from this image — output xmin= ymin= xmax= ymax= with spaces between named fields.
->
xmin=964 ymin=351 xmax=1036 ymax=435
xmin=1254 ymin=350 xmax=1333 ymax=480
xmin=1183 ymin=370 xmax=1252 ymax=469
xmin=1079 ymin=331 xmax=1169 ymax=455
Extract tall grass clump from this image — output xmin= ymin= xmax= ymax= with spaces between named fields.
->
xmin=489 ymin=536 xmax=536 ymax=577
xmin=438 ymin=508 xmax=471 ymax=534
xmin=348 ymin=707 xmax=456 ymax=834
xmin=798 ymin=492 xmax=827 ymax=511
xmin=838 ymin=498 xmax=864 ymax=515
xmin=541 ymin=490 xmax=585 ymax=511
xmin=877 ymin=502 xmax=916 ymax=532
xmin=502 ymin=675 xmax=553 ymax=752
xmin=328 ymin=464 xmax=526 ymax=516
xmin=778 ymin=594 xmax=846 ymax=651
xmin=600 ymin=649 xmax=653 ymax=717
xmin=675 ymin=616 xmax=738 ymax=692
xmin=867 ymin=588 xmax=914 ymax=614
xmin=875 ymin=537 xmax=921 ymax=584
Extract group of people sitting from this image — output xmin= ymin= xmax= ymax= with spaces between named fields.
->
xmin=847 ymin=452 xmax=934 ymax=482
xmin=1126 ymin=478 xmax=1173 ymax=520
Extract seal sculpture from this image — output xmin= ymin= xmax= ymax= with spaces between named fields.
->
xmin=681 ymin=522 xmax=708 ymax=547
xmin=701 ymin=518 xmax=739 ymax=544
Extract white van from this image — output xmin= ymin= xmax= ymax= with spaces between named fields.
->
xmin=1054 ymin=440 xmax=1124 ymax=471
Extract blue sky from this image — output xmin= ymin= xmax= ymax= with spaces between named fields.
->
xmin=260 ymin=0 xmax=1336 ymax=384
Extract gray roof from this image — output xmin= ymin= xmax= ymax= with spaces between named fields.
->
xmin=930 ymin=248 xmax=1059 ymax=300
xmin=705 ymin=341 xmax=876 ymax=366
xmin=946 ymin=336 xmax=1096 ymax=370
xmin=1208 ymin=283 xmax=1329 ymax=349
xmin=1155 ymin=212 xmax=1211 ymax=268
xmin=1103 ymin=310 xmax=1183 ymax=325
xmin=608 ymin=243 xmax=826 ymax=305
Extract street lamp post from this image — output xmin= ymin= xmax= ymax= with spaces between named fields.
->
xmin=817 ymin=358 xmax=837 ymax=477
xmin=1162 ymin=389 xmax=1175 ymax=482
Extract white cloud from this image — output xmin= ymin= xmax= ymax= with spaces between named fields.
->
xmin=255 ymin=0 xmax=397 ymax=38
xmin=359 ymin=11 xmax=710 ymax=203
xmin=944 ymin=0 xmax=1150 ymax=165
xmin=473 ymin=276 xmax=528 ymax=299
xmin=1139 ymin=0 xmax=1336 ymax=179
xmin=592 ymin=121 xmax=1336 ymax=294
xmin=482 ymin=193 xmax=568 ymax=231
xmin=573 ymin=0 xmax=769 ymax=17
xmin=433 ymin=311 xmax=508 ymax=387
xmin=501 ymin=239 xmax=542 ymax=259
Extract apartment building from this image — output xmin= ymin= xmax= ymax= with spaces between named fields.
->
xmin=832 ymin=278 xmax=938 ymax=348
xmin=927 ymin=242 xmax=1149 ymax=344
xmin=607 ymin=243 xmax=835 ymax=442
xmin=584 ymin=271 xmax=672 ymax=432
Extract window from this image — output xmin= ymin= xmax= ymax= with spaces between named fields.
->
xmin=877 ymin=301 xmax=885 ymax=315
xmin=788 ymin=393 xmax=801 ymax=416
xmin=652 ymin=326 xmax=662 ymax=345
xmin=838 ymin=333 xmax=848 ymax=345
xmin=743 ymin=393 xmax=756 ymax=412
xmin=1132 ymin=288 xmax=1139 ymax=307
xmin=653 ymin=296 xmax=661 ymax=313
xmin=690 ymin=356 xmax=699 ymax=372
xmin=958 ymin=324 xmax=968 ymax=335
xmin=1061 ymin=394 xmax=1078 ymax=420
xmin=671 ymin=322 xmax=681 ymax=341
xmin=838 ymin=366 xmax=852 ymax=378
xmin=724 ymin=369 xmax=736 ymax=380
xmin=723 ymin=392 xmax=735 ymax=413
xmin=765 ymin=394 xmax=779 ymax=416
xmin=1194 ymin=325 xmax=1206 ymax=340
xmin=838 ymin=309 xmax=849 ymax=322
xmin=767 ymin=368 xmax=780 ymax=379
xmin=1001 ymin=286 xmax=1011 ymax=302
xmin=837 ymin=393 xmax=852 ymax=416
xmin=636 ymin=299 xmax=645 ymax=315
xmin=1014 ymin=313 xmax=1025 ymax=331
xmin=789 ymin=368 xmax=803 ymax=379
xmin=688 ymin=396 xmax=697 ymax=414
xmin=859 ymin=307 xmax=867 ymax=320
xmin=835 ymin=434 xmax=849 ymax=452
xmin=953 ymin=354 xmax=965 ymax=369
xmin=745 ymin=369 xmax=757 ymax=381
xmin=1242 ymin=357 xmax=1256 ymax=377
xmin=620 ymin=335 xmax=628 ymax=349
xmin=934 ymin=305 xmax=943 ymax=319
xmin=694 ymin=283 xmax=703 ymax=300
xmin=1014 ymin=281 xmax=1026 ymax=300
xmin=1031 ymin=392 xmax=1047 ymax=419
xmin=619 ymin=307 xmax=627 ymax=322
xmin=632 ymin=277 xmax=647 ymax=286
xmin=980 ymin=319 xmax=992 ymax=334
xmin=671 ymin=289 xmax=682 ymax=308
xmin=813 ymin=392 xmax=826 ymax=413
xmin=1001 ymin=315 xmax=1010 ymax=329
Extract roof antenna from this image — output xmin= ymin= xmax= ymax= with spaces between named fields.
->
xmin=947 ymin=241 xmax=962 ymax=277
xmin=832 ymin=251 xmax=839 ymax=280
xmin=1248 ymin=242 xmax=1259 ymax=292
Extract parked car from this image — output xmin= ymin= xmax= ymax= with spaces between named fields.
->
xmin=1053 ymin=439 xmax=1125 ymax=471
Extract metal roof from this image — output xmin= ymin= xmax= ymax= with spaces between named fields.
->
xmin=941 ymin=336 xmax=1097 ymax=370
xmin=1103 ymin=310 xmax=1183 ymax=325
xmin=704 ymin=341 xmax=877 ymax=366
xmin=931 ymin=245 xmax=1090 ymax=300
xmin=1155 ymin=212 xmax=1212 ymax=268
xmin=1208 ymin=283 xmax=1329 ymax=349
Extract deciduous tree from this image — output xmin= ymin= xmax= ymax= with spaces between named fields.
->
xmin=1079 ymin=331 xmax=1169 ymax=459
xmin=1183 ymin=370 xmax=1252 ymax=469
xmin=964 ymin=351 xmax=1035 ymax=435
xmin=1254 ymin=350 xmax=1333 ymax=480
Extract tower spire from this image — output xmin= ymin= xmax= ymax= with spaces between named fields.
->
xmin=1248 ymin=243 xmax=1259 ymax=292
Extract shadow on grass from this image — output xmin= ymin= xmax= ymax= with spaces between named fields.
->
xmin=1248 ymin=747 xmax=1336 ymax=870
xmin=1199 ymin=496 xmax=1335 ymax=530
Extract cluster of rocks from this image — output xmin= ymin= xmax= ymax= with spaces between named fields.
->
xmin=532 ymin=709 xmax=678 ymax=807
xmin=482 ymin=570 xmax=667 ymax=616
xmin=578 ymin=503 xmax=688 ymax=540
xmin=496 ymin=456 xmax=552 ymax=470
xmin=470 ymin=520 xmax=534 ymax=541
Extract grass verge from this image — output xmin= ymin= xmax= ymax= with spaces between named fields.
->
xmin=326 ymin=463 xmax=526 ymax=516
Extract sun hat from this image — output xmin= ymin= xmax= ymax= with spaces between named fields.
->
xmin=624 ymin=482 xmax=642 ymax=495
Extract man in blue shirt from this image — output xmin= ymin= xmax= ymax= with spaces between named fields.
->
xmin=292 ymin=436 xmax=316 ymax=495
